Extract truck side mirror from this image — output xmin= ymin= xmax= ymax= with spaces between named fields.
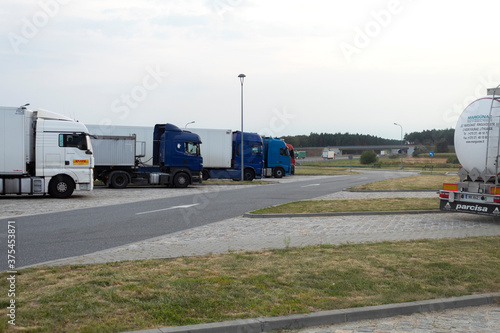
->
xmin=86 ymin=149 xmax=93 ymax=155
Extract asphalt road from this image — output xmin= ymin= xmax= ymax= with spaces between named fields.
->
xmin=1 ymin=171 xmax=405 ymax=270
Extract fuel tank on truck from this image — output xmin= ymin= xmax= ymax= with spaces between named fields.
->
xmin=455 ymin=95 xmax=500 ymax=180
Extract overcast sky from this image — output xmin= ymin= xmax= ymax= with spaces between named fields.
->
xmin=2 ymin=0 xmax=500 ymax=140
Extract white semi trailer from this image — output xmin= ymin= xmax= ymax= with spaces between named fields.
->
xmin=439 ymin=86 xmax=500 ymax=215
xmin=0 ymin=105 xmax=94 ymax=198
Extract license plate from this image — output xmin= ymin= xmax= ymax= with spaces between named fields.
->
xmin=465 ymin=194 xmax=481 ymax=200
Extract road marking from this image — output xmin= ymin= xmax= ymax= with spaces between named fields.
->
xmin=136 ymin=203 xmax=200 ymax=215
xmin=301 ymin=184 xmax=320 ymax=188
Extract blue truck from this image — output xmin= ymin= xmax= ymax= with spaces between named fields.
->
xmin=189 ymin=128 xmax=263 ymax=181
xmin=91 ymin=123 xmax=203 ymax=188
xmin=262 ymin=137 xmax=292 ymax=178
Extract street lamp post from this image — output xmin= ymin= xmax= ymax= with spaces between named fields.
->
xmin=394 ymin=122 xmax=403 ymax=169
xmin=238 ymin=74 xmax=246 ymax=181
xmin=185 ymin=121 xmax=195 ymax=128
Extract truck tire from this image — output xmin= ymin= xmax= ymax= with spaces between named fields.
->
xmin=173 ymin=172 xmax=190 ymax=188
xmin=48 ymin=175 xmax=75 ymax=198
xmin=273 ymin=167 xmax=285 ymax=178
xmin=202 ymin=170 xmax=210 ymax=181
xmin=110 ymin=172 xmax=129 ymax=189
xmin=244 ymin=168 xmax=255 ymax=181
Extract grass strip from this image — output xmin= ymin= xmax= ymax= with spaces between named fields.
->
xmin=250 ymin=198 xmax=439 ymax=214
xmin=349 ymin=175 xmax=459 ymax=191
xmin=1 ymin=237 xmax=499 ymax=332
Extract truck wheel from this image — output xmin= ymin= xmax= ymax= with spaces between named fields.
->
xmin=202 ymin=170 xmax=210 ymax=181
xmin=110 ymin=172 xmax=129 ymax=189
xmin=173 ymin=172 xmax=190 ymax=188
xmin=48 ymin=175 xmax=75 ymax=198
xmin=244 ymin=168 xmax=255 ymax=181
xmin=273 ymin=167 xmax=285 ymax=178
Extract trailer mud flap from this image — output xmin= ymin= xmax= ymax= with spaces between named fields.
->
xmin=440 ymin=200 xmax=500 ymax=216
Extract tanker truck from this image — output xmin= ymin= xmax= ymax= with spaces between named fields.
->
xmin=439 ymin=86 xmax=500 ymax=216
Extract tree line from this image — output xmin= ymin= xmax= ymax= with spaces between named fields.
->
xmin=281 ymin=132 xmax=400 ymax=148
xmin=282 ymin=129 xmax=454 ymax=148
xmin=404 ymin=129 xmax=454 ymax=146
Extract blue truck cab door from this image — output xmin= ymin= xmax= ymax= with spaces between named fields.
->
xmin=154 ymin=123 xmax=203 ymax=174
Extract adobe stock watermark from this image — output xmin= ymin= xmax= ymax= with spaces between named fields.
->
xmin=259 ymin=106 xmax=296 ymax=138
xmin=6 ymin=221 xmax=17 ymax=327
xmin=98 ymin=65 xmax=169 ymax=129
xmin=208 ymin=0 xmax=244 ymax=18
xmin=8 ymin=0 xmax=71 ymax=54
xmin=442 ymin=75 xmax=500 ymax=126
xmin=339 ymin=0 xmax=412 ymax=64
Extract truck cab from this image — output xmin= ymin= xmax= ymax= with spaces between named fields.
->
xmin=153 ymin=123 xmax=203 ymax=186
xmin=0 ymin=106 xmax=94 ymax=198
xmin=262 ymin=137 xmax=292 ymax=178
xmin=232 ymin=131 xmax=264 ymax=181
xmin=37 ymin=113 xmax=94 ymax=196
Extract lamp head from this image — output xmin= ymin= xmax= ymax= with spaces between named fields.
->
xmin=238 ymin=73 xmax=246 ymax=84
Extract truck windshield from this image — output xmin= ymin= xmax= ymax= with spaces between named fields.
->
xmin=252 ymin=145 xmax=262 ymax=154
xmin=185 ymin=142 xmax=200 ymax=155
xmin=59 ymin=133 xmax=88 ymax=151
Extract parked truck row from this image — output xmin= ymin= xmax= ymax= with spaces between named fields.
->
xmin=0 ymin=104 xmax=295 ymax=198
xmin=87 ymin=125 xmax=293 ymax=186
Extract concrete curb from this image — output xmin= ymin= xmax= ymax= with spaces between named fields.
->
xmin=244 ymin=210 xmax=443 ymax=218
xmin=125 ymin=293 xmax=500 ymax=333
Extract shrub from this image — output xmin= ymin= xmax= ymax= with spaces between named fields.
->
xmin=360 ymin=150 xmax=378 ymax=165
xmin=447 ymin=155 xmax=459 ymax=164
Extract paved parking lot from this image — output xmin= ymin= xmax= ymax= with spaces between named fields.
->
xmin=0 ymin=176 xmax=325 ymax=219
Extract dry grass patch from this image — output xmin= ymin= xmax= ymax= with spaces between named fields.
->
xmin=350 ymin=174 xmax=459 ymax=191
xmin=251 ymin=198 xmax=439 ymax=214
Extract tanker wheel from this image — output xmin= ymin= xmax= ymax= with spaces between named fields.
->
xmin=48 ymin=175 xmax=75 ymax=199
xmin=202 ymin=170 xmax=210 ymax=181
xmin=110 ymin=172 xmax=129 ymax=189
xmin=173 ymin=172 xmax=190 ymax=188
xmin=244 ymin=168 xmax=255 ymax=181
xmin=273 ymin=167 xmax=285 ymax=178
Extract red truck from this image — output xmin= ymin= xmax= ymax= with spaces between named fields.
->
xmin=286 ymin=143 xmax=295 ymax=175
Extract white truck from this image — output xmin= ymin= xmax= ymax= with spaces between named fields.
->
xmin=439 ymin=86 xmax=500 ymax=215
xmin=0 ymin=105 xmax=94 ymax=198
xmin=322 ymin=150 xmax=335 ymax=159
